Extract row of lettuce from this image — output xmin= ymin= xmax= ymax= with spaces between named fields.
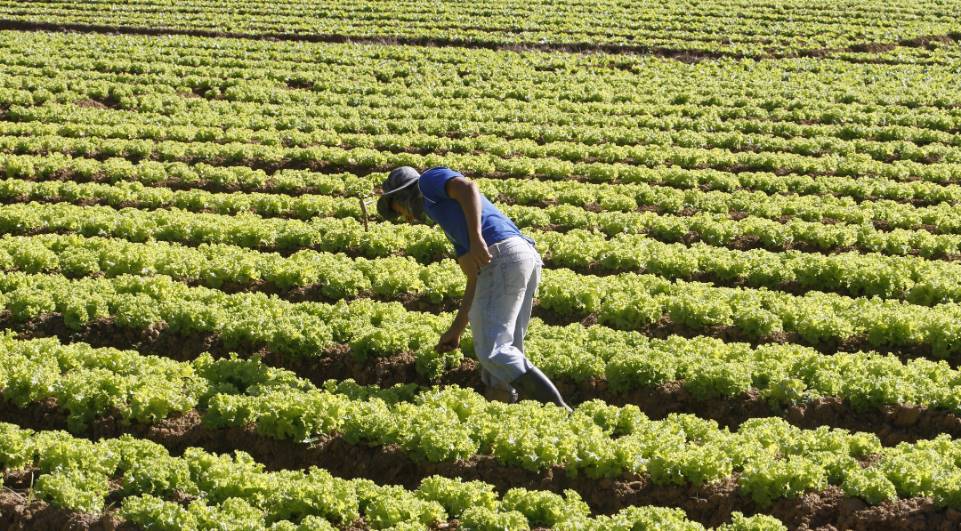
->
xmin=8 ymin=73 xmax=959 ymax=145
xmin=9 ymin=69 xmax=961 ymax=155
xmin=5 ymin=173 xmax=961 ymax=261
xmin=1 ymin=0 xmax=955 ymax=56
xmin=2 ymin=21 xmax=960 ymax=110
xmin=0 ymin=420 xmax=781 ymax=530
xmin=0 ymin=147 xmax=961 ymax=228
xmin=7 ymin=187 xmax=961 ymax=297
xmin=13 ymin=92 xmax=961 ymax=167
xmin=4 ymin=165 xmax=961 ymax=296
xmin=6 ymin=105 xmax=961 ymax=170
xmin=6 ymin=226 xmax=961 ymax=308
xmin=4 ymin=128 xmax=961 ymax=189
xmin=3 ymin=32 xmax=961 ymax=149
xmin=6 ymin=57 xmax=961 ymax=186
xmin=5 ymin=201 xmax=961 ymax=354
xmin=0 ymin=334 xmax=959 ymax=517
xmin=2 ymin=271 xmax=961 ymax=414
xmin=7 ymin=149 xmax=961 ymax=216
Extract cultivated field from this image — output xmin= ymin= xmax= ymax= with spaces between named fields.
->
xmin=0 ymin=1 xmax=960 ymax=530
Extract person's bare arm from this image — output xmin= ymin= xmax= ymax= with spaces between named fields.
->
xmin=452 ymin=255 xmax=479 ymax=333
xmin=435 ymin=254 xmax=479 ymax=352
xmin=446 ymin=176 xmax=491 ymax=271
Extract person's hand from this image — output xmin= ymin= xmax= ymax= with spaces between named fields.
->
xmin=435 ymin=327 xmax=462 ymax=353
xmin=463 ymin=238 xmax=491 ymax=274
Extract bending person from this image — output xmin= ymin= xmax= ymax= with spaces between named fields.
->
xmin=377 ymin=166 xmax=571 ymax=411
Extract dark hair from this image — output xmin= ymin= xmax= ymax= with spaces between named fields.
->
xmin=388 ymin=186 xmax=425 ymax=221
xmin=377 ymin=193 xmax=400 ymax=220
xmin=377 ymin=185 xmax=422 ymax=220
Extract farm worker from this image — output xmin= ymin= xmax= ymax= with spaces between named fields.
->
xmin=377 ymin=166 xmax=571 ymax=411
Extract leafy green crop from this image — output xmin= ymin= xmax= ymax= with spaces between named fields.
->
xmin=1 ymin=20 xmax=960 ymax=531
xmin=0 ymin=422 xmax=784 ymax=529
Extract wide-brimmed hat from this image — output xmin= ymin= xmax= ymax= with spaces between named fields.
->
xmin=376 ymin=166 xmax=421 ymax=220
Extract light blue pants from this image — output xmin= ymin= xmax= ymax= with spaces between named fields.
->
xmin=469 ymin=236 xmax=542 ymax=392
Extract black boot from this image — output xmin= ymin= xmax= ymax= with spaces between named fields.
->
xmin=511 ymin=367 xmax=572 ymax=412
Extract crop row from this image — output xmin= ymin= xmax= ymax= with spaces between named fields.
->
xmin=0 ymin=332 xmax=207 ymax=429
xmin=5 ymin=269 xmax=961 ymax=416
xmin=4 ymin=31 xmax=961 ymax=131
xmin=1 ymin=44 xmax=955 ymax=170
xmin=8 ymin=101 xmax=961 ymax=169
xmin=7 ymin=198 xmax=961 ymax=306
xmin=11 ymin=209 xmax=961 ymax=303
xmin=0 ymin=138 xmax=957 ymax=256
xmin=537 ymin=230 xmax=961 ymax=305
xmin=487 ymin=180 xmax=961 ymax=233
xmin=7 ymin=218 xmax=961 ymax=311
xmin=0 ymin=4 xmax=831 ymax=59
xmin=8 ymin=149 xmax=961 ymax=213
xmin=7 ymin=36 xmax=957 ymax=145
xmin=4 ymin=74 xmax=961 ymax=182
xmin=504 ymin=203 xmax=961 ymax=259
xmin=0 ymin=333 xmax=958 ymax=517
xmin=0 ymin=191 xmax=946 ymax=337
xmin=12 ymin=77 xmax=961 ymax=155
xmin=0 ymin=176 xmax=362 ymax=217
xmin=0 ymin=419 xmax=777 ymax=530
xmin=10 ymin=62 xmax=961 ymax=149
xmin=8 ymin=74 xmax=960 ymax=152
xmin=6 ymin=232 xmax=961 ymax=361
xmin=208 ymin=386 xmax=961 ymax=511
xmin=0 ymin=0 xmax=955 ymax=57
xmin=835 ymin=39 xmax=961 ymax=66
xmin=7 ymin=172 xmax=961 ymax=263
xmin=20 ymin=160 xmax=961 ymax=239
xmin=10 ymin=0 xmax=951 ymax=32
xmin=7 ymin=126 xmax=961 ymax=187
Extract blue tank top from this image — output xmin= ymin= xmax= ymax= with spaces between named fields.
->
xmin=418 ymin=167 xmax=526 ymax=257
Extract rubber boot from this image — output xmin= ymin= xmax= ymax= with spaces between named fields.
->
xmin=511 ymin=367 xmax=572 ymax=412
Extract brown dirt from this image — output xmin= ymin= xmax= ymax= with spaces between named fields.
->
xmin=0 ymin=490 xmax=132 ymax=531
xmin=800 ymin=491 xmax=961 ymax=531
xmin=798 ymin=32 xmax=961 ymax=61
xmin=73 ymin=99 xmax=109 ymax=110
xmin=285 ymin=79 xmax=316 ymax=91
xmin=5 ymin=314 xmax=224 ymax=362
xmin=900 ymin=34 xmax=961 ymax=49
xmin=846 ymin=43 xmax=899 ymax=54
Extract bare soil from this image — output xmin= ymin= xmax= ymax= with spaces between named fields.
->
xmin=0 ymin=490 xmax=132 ymax=531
